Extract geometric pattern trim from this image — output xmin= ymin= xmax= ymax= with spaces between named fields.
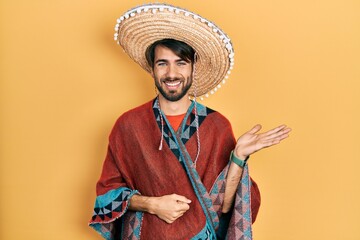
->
xmin=153 ymin=99 xmax=214 ymax=160
xmin=226 ymin=165 xmax=253 ymax=240
xmin=121 ymin=211 xmax=144 ymax=240
xmin=89 ymin=187 xmax=140 ymax=240
xmin=180 ymin=102 xmax=214 ymax=145
xmin=209 ymin=165 xmax=229 ymax=218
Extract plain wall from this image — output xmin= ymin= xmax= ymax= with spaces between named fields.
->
xmin=1 ymin=0 xmax=359 ymax=239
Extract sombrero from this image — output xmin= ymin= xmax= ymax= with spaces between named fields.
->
xmin=114 ymin=3 xmax=235 ymax=98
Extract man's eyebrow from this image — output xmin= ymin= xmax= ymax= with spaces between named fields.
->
xmin=175 ymin=59 xmax=189 ymax=63
xmin=155 ymin=59 xmax=168 ymax=64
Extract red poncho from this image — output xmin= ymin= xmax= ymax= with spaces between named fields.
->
xmin=89 ymin=99 xmax=261 ymax=239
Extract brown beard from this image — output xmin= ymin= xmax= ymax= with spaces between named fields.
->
xmin=155 ymin=76 xmax=192 ymax=102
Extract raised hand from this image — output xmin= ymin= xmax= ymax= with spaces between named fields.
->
xmin=234 ymin=124 xmax=291 ymax=160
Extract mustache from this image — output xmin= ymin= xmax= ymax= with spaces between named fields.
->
xmin=161 ymin=77 xmax=183 ymax=82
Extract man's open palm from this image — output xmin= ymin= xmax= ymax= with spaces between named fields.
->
xmin=234 ymin=124 xmax=291 ymax=159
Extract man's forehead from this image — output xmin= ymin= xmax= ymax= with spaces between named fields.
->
xmin=154 ymin=45 xmax=184 ymax=61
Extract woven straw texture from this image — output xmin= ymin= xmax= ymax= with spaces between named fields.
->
xmin=116 ymin=5 xmax=233 ymax=97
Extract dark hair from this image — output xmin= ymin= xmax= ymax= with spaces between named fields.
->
xmin=145 ymin=39 xmax=196 ymax=69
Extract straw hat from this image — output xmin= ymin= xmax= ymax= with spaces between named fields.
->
xmin=114 ymin=3 xmax=235 ymax=98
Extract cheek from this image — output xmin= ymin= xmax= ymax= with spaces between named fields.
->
xmin=181 ymin=66 xmax=193 ymax=76
xmin=153 ymin=68 xmax=166 ymax=78
xmin=181 ymin=70 xmax=192 ymax=79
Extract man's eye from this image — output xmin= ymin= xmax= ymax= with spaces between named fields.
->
xmin=177 ymin=62 xmax=187 ymax=66
xmin=157 ymin=62 xmax=166 ymax=66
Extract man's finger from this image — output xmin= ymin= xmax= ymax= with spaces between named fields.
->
xmin=263 ymin=125 xmax=287 ymax=136
xmin=248 ymin=124 xmax=262 ymax=134
xmin=263 ymin=127 xmax=291 ymax=140
xmin=172 ymin=194 xmax=191 ymax=204
xmin=262 ymin=133 xmax=290 ymax=147
xmin=175 ymin=201 xmax=190 ymax=211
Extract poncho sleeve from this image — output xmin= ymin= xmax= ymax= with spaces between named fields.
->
xmin=88 ymin=144 xmax=139 ymax=240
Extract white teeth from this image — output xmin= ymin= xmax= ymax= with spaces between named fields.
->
xmin=165 ymin=81 xmax=180 ymax=87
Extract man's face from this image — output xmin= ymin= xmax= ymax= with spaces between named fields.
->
xmin=151 ymin=45 xmax=193 ymax=102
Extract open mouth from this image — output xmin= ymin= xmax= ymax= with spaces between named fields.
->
xmin=164 ymin=81 xmax=181 ymax=89
xmin=165 ymin=81 xmax=181 ymax=87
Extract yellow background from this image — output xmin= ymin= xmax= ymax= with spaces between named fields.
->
xmin=1 ymin=0 xmax=359 ymax=239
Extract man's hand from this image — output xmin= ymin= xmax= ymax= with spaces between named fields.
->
xmin=235 ymin=124 xmax=291 ymax=159
xmin=129 ymin=194 xmax=191 ymax=224
xmin=222 ymin=124 xmax=291 ymax=213
xmin=149 ymin=194 xmax=191 ymax=224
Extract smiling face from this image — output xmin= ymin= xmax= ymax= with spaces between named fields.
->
xmin=152 ymin=45 xmax=193 ymax=102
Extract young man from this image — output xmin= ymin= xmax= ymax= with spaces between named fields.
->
xmin=89 ymin=4 xmax=291 ymax=240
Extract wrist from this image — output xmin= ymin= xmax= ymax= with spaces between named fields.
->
xmin=130 ymin=195 xmax=156 ymax=214
xmin=230 ymin=150 xmax=249 ymax=168
xmin=144 ymin=196 xmax=157 ymax=214
xmin=234 ymin=147 xmax=248 ymax=160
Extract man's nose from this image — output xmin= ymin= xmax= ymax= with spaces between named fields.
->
xmin=166 ymin=64 xmax=177 ymax=79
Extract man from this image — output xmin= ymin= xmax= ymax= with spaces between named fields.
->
xmin=89 ymin=4 xmax=291 ymax=240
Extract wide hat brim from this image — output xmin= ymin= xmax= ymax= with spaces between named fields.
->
xmin=114 ymin=4 xmax=235 ymax=98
